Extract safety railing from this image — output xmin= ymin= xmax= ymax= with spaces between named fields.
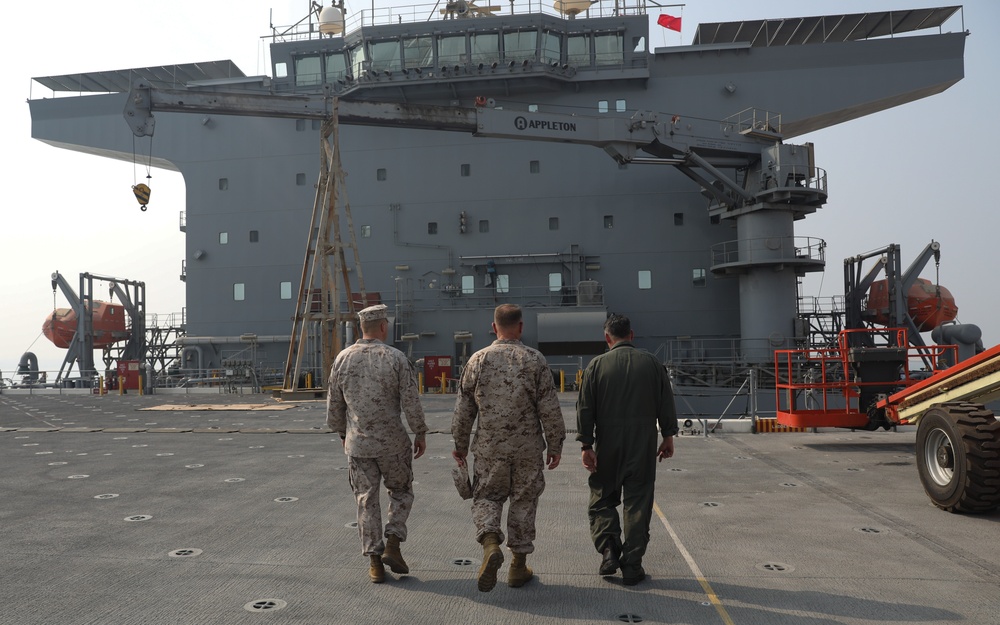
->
xmin=724 ymin=107 xmax=781 ymax=135
xmin=269 ymin=0 xmax=658 ymax=42
xmin=774 ymin=328 xmax=957 ymax=428
xmin=710 ymin=236 xmax=825 ymax=269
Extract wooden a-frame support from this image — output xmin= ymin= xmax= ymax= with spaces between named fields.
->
xmin=281 ymin=101 xmax=367 ymax=396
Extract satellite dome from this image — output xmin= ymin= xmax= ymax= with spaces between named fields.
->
xmin=319 ymin=6 xmax=344 ymax=36
xmin=553 ymin=0 xmax=591 ymax=16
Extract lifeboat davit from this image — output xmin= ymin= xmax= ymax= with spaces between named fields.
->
xmin=865 ymin=278 xmax=958 ymax=331
xmin=42 ymin=302 xmax=128 ymax=348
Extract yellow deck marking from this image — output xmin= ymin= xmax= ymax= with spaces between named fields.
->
xmin=141 ymin=404 xmax=292 ymax=411
xmin=654 ymin=501 xmax=736 ymax=625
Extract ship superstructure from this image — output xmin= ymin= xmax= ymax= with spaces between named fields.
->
xmin=28 ymin=2 xmax=966 ymax=392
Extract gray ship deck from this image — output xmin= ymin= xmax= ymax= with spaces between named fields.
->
xmin=3 ymin=392 xmax=998 ymax=625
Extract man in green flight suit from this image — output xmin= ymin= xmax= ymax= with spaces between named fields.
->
xmin=576 ymin=313 xmax=678 ymax=586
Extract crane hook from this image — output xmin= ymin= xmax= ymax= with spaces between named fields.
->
xmin=132 ymin=183 xmax=151 ymax=211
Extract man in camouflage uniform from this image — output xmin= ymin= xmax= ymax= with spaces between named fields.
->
xmin=328 ymin=304 xmax=428 ymax=584
xmin=577 ymin=313 xmax=677 ymax=586
xmin=452 ymin=304 xmax=565 ymax=592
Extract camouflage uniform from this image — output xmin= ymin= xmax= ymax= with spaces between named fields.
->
xmin=452 ymin=339 xmax=565 ymax=554
xmin=327 ymin=337 xmax=427 ymax=557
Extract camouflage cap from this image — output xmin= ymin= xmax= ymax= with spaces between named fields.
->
xmin=452 ymin=461 xmax=473 ymax=500
xmin=358 ymin=304 xmax=388 ymax=323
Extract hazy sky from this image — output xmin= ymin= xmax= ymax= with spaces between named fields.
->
xmin=3 ymin=0 xmax=998 ymax=376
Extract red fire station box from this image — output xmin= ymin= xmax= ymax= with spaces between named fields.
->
xmin=424 ymin=356 xmax=452 ymax=391
xmin=117 ymin=360 xmax=141 ymax=391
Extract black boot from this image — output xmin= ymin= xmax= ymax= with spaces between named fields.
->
xmin=599 ymin=545 xmax=620 ymax=576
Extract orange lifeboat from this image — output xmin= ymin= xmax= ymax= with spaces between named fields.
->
xmin=42 ymin=302 xmax=128 ymax=348
xmin=865 ymin=278 xmax=958 ymax=331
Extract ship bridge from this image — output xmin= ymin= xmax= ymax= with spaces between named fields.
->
xmin=267 ymin=1 xmax=652 ymax=102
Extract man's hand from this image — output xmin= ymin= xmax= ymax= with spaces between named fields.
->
xmin=413 ymin=435 xmax=426 ymax=459
xmin=452 ymin=449 xmax=468 ymax=467
xmin=657 ymin=436 xmax=675 ymax=462
xmin=546 ymin=454 xmax=561 ymax=470
xmin=581 ymin=449 xmax=597 ymax=473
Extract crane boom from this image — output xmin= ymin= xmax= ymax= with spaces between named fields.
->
xmin=881 ymin=343 xmax=1000 ymax=424
xmin=124 ymin=81 xmax=774 ymax=169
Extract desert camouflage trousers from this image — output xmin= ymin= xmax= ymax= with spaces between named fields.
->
xmin=348 ymin=451 xmax=414 ymax=556
xmin=470 ymin=454 xmax=545 ymax=554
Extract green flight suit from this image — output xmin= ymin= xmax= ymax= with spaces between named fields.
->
xmin=576 ymin=341 xmax=678 ymax=572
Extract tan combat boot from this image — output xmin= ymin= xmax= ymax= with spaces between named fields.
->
xmin=507 ymin=552 xmax=534 ymax=588
xmin=477 ymin=532 xmax=504 ymax=592
xmin=382 ymin=534 xmax=409 ymax=575
xmin=369 ymin=554 xmax=385 ymax=584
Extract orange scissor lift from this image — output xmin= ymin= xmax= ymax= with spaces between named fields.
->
xmin=775 ymin=328 xmax=956 ymax=429
xmin=774 ymin=328 xmax=1000 ymax=513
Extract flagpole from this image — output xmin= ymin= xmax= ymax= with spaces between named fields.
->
xmin=651 ymin=2 xmax=684 ymax=48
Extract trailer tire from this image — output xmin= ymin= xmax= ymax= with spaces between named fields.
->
xmin=915 ymin=402 xmax=1000 ymax=513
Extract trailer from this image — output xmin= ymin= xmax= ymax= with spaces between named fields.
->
xmin=776 ymin=330 xmax=1000 ymax=512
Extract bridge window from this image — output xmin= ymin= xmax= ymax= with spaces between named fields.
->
xmin=461 ymin=164 xmax=471 ymax=177
xmin=234 ymin=283 xmax=245 ymax=301
xmin=471 ymin=33 xmax=500 ymax=66
xmin=595 ymin=33 xmax=624 ymax=66
xmin=219 ymin=178 xmax=229 ymax=190
xmin=349 ymin=44 xmax=368 ymax=79
xmin=638 ymin=270 xmax=651 ymax=290
xmin=462 ymin=275 xmax=475 ymax=294
xmin=294 ymin=54 xmax=323 ymax=87
xmin=275 ymin=62 xmax=288 ymax=78
xmin=692 ymin=268 xmax=707 ymax=288
xmin=549 ymin=217 xmax=559 ymax=230
xmin=361 ymin=225 xmax=371 ymax=238
xmin=541 ymin=30 xmax=561 ymax=64
xmin=674 ymin=212 xmax=684 ymax=226
xmin=280 ymin=281 xmax=292 ymax=300
xmin=428 ymin=222 xmax=438 ymax=235
xmin=496 ymin=274 xmax=510 ymax=294
xmin=250 ymin=230 xmax=259 ymax=243
xmin=598 ymin=100 xmax=609 ymax=113
xmin=370 ymin=40 xmax=402 ymax=73
xmin=504 ymin=30 xmax=538 ymax=63
xmin=377 ymin=168 xmax=387 ymax=181
xmin=439 ymin=35 xmax=467 ymax=66
xmin=403 ymin=36 xmax=434 ymax=69
xmin=604 ymin=215 xmax=613 ymax=229
xmin=616 ymin=99 xmax=626 ymax=113
xmin=219 ymin=232 xmax=229 ymax=245
xmin=325 ymin=51 xmax=348 ymax=81
xmin=296 ymin=119 xmax=306 ymax=131
xmin=568 ymin=34 xmax=590 ymax=65
xmin=479 ymin=220 xmax=489 ymax=233
xmin=296 ymin=173 xmax=307 ymax=186
xmin=530 ymin=160 xmax=540 ymax=174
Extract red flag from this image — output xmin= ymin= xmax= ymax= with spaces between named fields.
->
xmin=657 ymin=14 xmax=682 ymax=32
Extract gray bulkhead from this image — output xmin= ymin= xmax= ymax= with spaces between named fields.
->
xmin=28 ymin=7 xmax=966 ymax=380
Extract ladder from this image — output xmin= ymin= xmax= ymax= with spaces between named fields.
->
xmin=282 ymin=102 xmax=367 ymax=395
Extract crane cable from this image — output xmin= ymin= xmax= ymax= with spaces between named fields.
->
xmin=934 ymin=253 xmax=942 ymax=316
xmin=131 ymin=134 xmax=154 ymax=211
